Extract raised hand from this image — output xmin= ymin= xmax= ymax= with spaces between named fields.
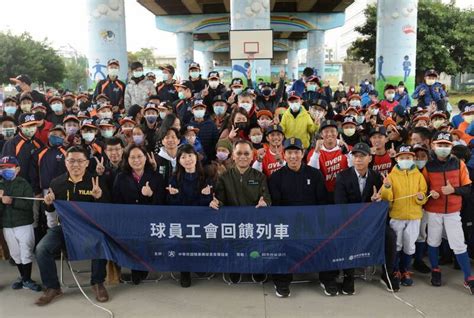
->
xmin=371 ymin=185 xmax=382 ymax=202
xmin=44 ymin=188 xmax=55 ymax=205
xmin=388 ymin=143 xmax=396 ymax=158
xmin=227 ymin=91 xmax=236 ymax=104
xmin=166 ymin=184 xmax=179 ymax=195
xmin=382 ymin=172 xmax=391 ymax=187
xmin=246 ymin=66 xmax=252 ymax=79
xmin=314 ymin=139 xmax=324 ymax=153
xmin=228 ymin=125 xmax=239 ymax=140
xmin=141 ymin=181 xmax=153 ymax=197
xmin=95 ymin=157 xmax=105 ymax=176
xmin=255 ymin=196 xmax=268 ymax=208
xmin=91 ymin=176 xmax=103 ymax=199
xmin=201 ymin=185 xmax=212 ymax=195
xmin=147 ymin=152 xmax=157 ymax=171
xmin=441 ymin=180 xmax=455 ymax=195
xmin=201 ymin=84 xmax=209 ymax=97
xmin=256 ymin=148 xmax=266 ymax=162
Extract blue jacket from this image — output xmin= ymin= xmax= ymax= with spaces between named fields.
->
xmin=31 ymin=146 xmax=67 ymax=194
xmin=394 ymin=91 xmax=412 ymax=109
xmin=412 ymin=82 xmax=446 ymax=107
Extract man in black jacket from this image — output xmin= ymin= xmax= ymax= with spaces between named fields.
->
xmin=268 ymin=137 xmax=327 ymax=298
xmin=334 ymin=142 xmax=399 ymax=293
xmin=93 ymin=59 xmax=126 ymax=109
xmin=35 ymin=146 xmax=111 ymax=306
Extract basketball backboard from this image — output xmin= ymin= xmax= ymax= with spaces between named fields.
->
xmin=229 ymin=29 xmax=273 ymax=60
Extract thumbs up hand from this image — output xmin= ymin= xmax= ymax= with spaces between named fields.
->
xmin=141 ymin=181 xmax=154 ymax=197
xmin=441 ymin=180 xmax=455 ymax=195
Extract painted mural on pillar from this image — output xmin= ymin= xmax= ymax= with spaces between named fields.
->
xmin=375 ymin=0 xmax=418 ymax=95
xmin=87 ymin=0 xmax=128 ymax=85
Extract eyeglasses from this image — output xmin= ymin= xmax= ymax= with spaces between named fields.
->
xmin=66 ymin=159 xmax=88 ymax=165
xmin=235 ymin=152 xmax=251 ymax=157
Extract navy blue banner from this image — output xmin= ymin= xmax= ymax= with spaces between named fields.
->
xmin=55 ymin=201 xmax=388 ymax=274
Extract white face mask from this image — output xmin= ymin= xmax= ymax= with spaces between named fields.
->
xmin=349 ymin=100 xmax=361 ymax=107
xmin=397 ymin=159 xmax=414 ymax=170
xmin=193 ymin=109 xmax=206 ymax=119
xmin=415 ymin=160 xmax=427 ymax=169
xmin=434 ymin=146 xmax=452 ymax=158
xmin=99 ymin=112 xmax=113 ymax=119
xmin=386 ymin=93 xmax=395 ymax=100
xmin=370 ymin=108 xmax=379 ymax=115
xmin=209 ymin=80 xmax=219 ymax=89
xmin=343 ymin=128 xmax=356 ymax=137
xmin=289 ymin=102 xmax=301 ymax=112
xmin=108 ymin=68 xmax=119 ymax=77
xmin=161 ymin=73 xmax=170 ymax=82
xmin=189 ymin=71 xmax=200 ymax=78
xmin=233 ymin=87 xmax=243 ymax=95
xmin=425 ymin=79 xmax=436 ymax=86
xmin=82 ymin=132 xmax=95 ymax=142
xmin=250 ymin=135 xmax=263 ymax=144
xmin=257 ymin=119 xmax=272 ymax=129
xmin=239 ymin=103 xmax=252 ymax=112
xmin=133 ymin=71 xmax=144 ymax=78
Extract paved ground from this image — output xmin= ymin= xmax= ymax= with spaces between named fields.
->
xmin=0 ymin=260 xmax=473 ymax=318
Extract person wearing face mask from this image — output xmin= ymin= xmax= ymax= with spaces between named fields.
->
xmin=2 ymin=96 xmax=20 ymax=120
xmin=379 ymin=84 xmax=399 ymax=117
xmin=181 ymin=126 xmax=205 ymax=160
xmin=118 ymin=116 xmax=136 ymax=146
xmin=224 ymin=78 xmax=246 ymax=106
xmin=290 ymin=67 xmax=314 ymax=96
xmin=340 ymin=116 xmax=361 ymax=148
xmin=0 ymin=117 xmax=17 ymax=152
xmin=254 ymin=70 xmax=286 ymax=113
xmin=62 ymin=115 xmax=81 ymax=147
xmin=0 ymin=156 xmax=42 ymax=292
xmin=124 ymin=61 xmax=157 ymax=111
xmin=256 ymin=110 xmax=274 ymax=132
xmin=381 ymin=145 xmax=428 ymax=288
xmin=97 ymin=119 xmax=116 ymax=143
xmin=236 ymin=90 xmax=258 ymax=125
xmin=209 ymin=139 xmax=233 ymax=178
xmin=172 ymin=80 xmax=195 ymax=126
xmin=280 ymin=92 xmax=318 ymax=149
xmin=187 ymin=62 xmax=208 ymax=94
xmin=412 ymin=69 xmax=447 ymax=109
xmin=202 ymin=72 xmax=227 ymax=107
xmin=141 ymin=103 xmax=160 ymax=152
xmin=156 ymin=64 xmax=178 ymax=103
xmin=302 ymin=75 xmax=322 ymax=104
xmin=46 ymin=96 xmax=66 ymax=125
xmin=95 ymin=102 xmax=114 ymax=122
xmin=10 ymin=74 xmax=49 ymax=109
xmin=30 ymin=103 xmax=54 ymax=146
xmin=31 ymin=126 xmax=68 ymax=228
xmin=79 ymin=119 xmax=104 ymax=173
xmin=210 ymin=95 xmax=231 ymax=133
xmin=421 ymin=132 xmax=474 ymax=294
xmin=220 ymin=108 xmax=250 ymax=142
xmin=1 ymin=113 xmax=43 ymax=185
xmin=394 ymin=81 xmax=411 ymax=109
xmin=93 ymin=59 xmax=125 ymax=109
xmin=61 ymin=92 xmax=78 ymax=115
xmin=430 ymin=111 xmax=448 ymax=131
xmin=188 ymin=100 xmax=219 ymax=164
xmin=248 ymin=125 xmax=264 ymax=152
xmin=457 ymin=104 xmax=474 ymax=146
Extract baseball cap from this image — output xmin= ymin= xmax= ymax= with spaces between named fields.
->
xmin=192 ymin=99 xmax=206 ymax=109
xmin=319 ymin=119 xmax=338 ymax=131
xmin=432 ymin=131 xmax=453 ymax=145
xmin=107 ymin=59 xmax=120 ymax=67
xmin=413 ymin=143 xmax=430 ymax=154
xmin=283 ymin=137 xmax=303 ymax=151
xmin=351 ymin=143 xmax=371 ymax=156
xmin=188 ymin=62 xmax=200 ymax=70
xmin=309 ymin=99 xmax=328 ymax=111
xmin=230 ymin=78 xmax=244 ymax=87
xmin=0 ymin=156 xmax=19 ymax=167
xmin=212 ymin=95 xmax=227 ymax=104
xmin=159 ymin=64 xmax=175 ymax=74
xmin=287 ymin=91 xmax=301 ymax=101
xmin=50 ymin=125 xmax=66 ymax=134
xmin=9 ymin=74 xmax=32 ymax=86
xmin=425 ymin=69 xmax=438 ymax=77
xmin=208 ymin=71 xmax=220 ymax=80
xmin=342 ymin=116 xmax=357 ymax=126
xmin=80 ymin=118 xmax=97 ymax=130
xmin=369 ymin=126 xmax=387 ymax=137
xmin=266 ymin=124 xmax=284 ymax=135
xmin=63 ymin=115 xmax=80 ymax=124
xmin=396 ymin=144 xmax=415 ymax=157
xmin=174 ymin=80 xmax=194 ymax=91
xmin=19 ymin=113 xmax=40 ymax=126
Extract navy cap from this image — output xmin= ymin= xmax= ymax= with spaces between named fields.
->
xmin=369 ymin=126 xmax=387 ymax=137
xmin=192 ymin=99 xmax=206 ymax=109
xmin=0 ymin=156 xmax=19 ymax=167
xmin=425 ymin=69 xmax=438 ymax=77
xmin=413 ymin=143 xmax=429 ymax=154
xmin=342 ymin=116 xmax=357 ymax=126
xmin=283 ymin=137 xmax=304 ymax=150
xmin=18 ymin=113 xmax=39 ymax=126
xmin=230 ymin=78 xmax=244 ymax=86
xmin=309 ymin=98 xmax=328 ymax=111
xmin=212 ymin=95 xmax=227 ymax=104
xmin=188 ymin=62 xmax=200 ymax=70
xmin=319 ymin=119 xmax=338 ymax=131
xmin=97 ymin=118 xmax=114 ymax=127
xmin=208 ymin=71 xmax=220 ymax=79
xmin=266 ymin=124 xmax=284 ymax=135
xmin=159 ymin=64 xmax=175 ymax=74
xmin=351 ymin=142 xmax=371 ymax=156
xmin=10 ymin=74 xmax=32 ymax=86
xmin=144 ymin=102 xmax=159 ymax=112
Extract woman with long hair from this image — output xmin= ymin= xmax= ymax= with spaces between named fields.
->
xmin=166 ymin=144 xmax=214 ymax=288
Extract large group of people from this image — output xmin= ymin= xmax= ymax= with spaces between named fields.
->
xmin=0 ymin=59 xmax=473 ymax=306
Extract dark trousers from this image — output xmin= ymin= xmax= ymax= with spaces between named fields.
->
xmin=272 ymin=274 xmax=293 ymax=288
xmin=385 ymin=225 xmax=397 ymax=273
xmin=35 ymin=225 xmax=107 ymax=289
xmin=319 ymin=268 xmax=354 ymax=283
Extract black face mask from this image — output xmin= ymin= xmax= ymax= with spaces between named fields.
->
xmin=64 ymin=99 xmax=75 ymax=108
xmin=235 ymin=122 xmax=248 ymax=131
xmin=79 ymin=100 xmax=91 ymax=111
xmin=262 ymin=89 xmax=272 ymax=96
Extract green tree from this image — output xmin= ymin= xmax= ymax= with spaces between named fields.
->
xmin=348 ymin=1 xmax=474 ymax=78
xmin=0 ymin=32 xmax=65 ymax=86
xmin=62 ymin=55 xmax=89 ymax=91
xmin=127 ymin=48 xmax=158 ymax=68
